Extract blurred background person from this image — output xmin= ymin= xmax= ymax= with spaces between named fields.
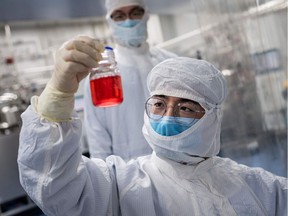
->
xmin=83 ymin=0 xmax=177 ymax=160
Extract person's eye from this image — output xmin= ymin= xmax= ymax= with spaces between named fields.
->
xmin=179 ymin=103 xmax=198 ymax=113
xmin=179 ymin=106 xmax=194 ymax=113
xmin=130 ymin=9 xmax=144 ymax=18
xmin=111 ymin=13 xmax=126 ymax=21
xmin=154 ymin=102 xmax=165 ymax=108
xmin=131 ymin=10 xmax=144 ymax=16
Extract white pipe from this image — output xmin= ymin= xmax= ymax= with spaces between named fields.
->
xmin=4 ymin=24 xmax=13 ymax=56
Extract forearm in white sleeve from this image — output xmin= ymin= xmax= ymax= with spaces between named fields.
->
xmin=35 ymin=83 xmax=74 ymax=122
xmin=18 ymin=102 xmax=118 ymax=215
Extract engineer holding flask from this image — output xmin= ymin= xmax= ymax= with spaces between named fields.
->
xmin=83 ymin=0 xmax=177 ymax=160
xmin=18 ymin=43 xmax=287 ymax=215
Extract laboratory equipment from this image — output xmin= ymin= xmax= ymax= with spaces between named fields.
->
xmin=0 ymin=93 xmax=23 ymax=134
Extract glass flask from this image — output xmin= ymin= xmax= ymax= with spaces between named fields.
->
xmin=89 ymin=46 xmax=123 ymax=107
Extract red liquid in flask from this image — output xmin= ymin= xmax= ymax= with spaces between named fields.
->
xmin=90 ymin=75 xmax=123 ymax=107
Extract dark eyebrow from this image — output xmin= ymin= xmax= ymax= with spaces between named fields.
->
xmin=153 ymin=95 xmax=199 ymax=105
xmin=111 ymin=6 xmax=144 ymax=15
xmin=154 ymin=95 xmax=166 ymax=98
xmin=111 ymin=10 xmax=125 ymax=16
xmin=130 ymin=6 xmax=145 ymax=12
xmin=181 ymin=98 xmax=195 ymax=103
xmin=179 ymin=99 xmax=201 ymax=106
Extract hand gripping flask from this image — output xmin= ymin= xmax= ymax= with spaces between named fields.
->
xmin=89 ymin=46 xmax=123 ymax=107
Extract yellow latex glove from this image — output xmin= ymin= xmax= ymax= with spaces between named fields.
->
xmin=36 ymin=35 xmax=104 ymax=122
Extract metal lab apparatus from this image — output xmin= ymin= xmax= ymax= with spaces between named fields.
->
xmin=0 ymin=93 xmax=38 ymax=215
xmin=0 ymin=93 xmax=22 ymax=132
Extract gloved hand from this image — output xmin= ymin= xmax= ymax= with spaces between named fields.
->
xmin=51 ymin=35 xmax=104 ymax=94
xmin=36 ymin=35 xmax=104 ymax=122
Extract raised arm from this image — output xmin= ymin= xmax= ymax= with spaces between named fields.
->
xmin=17 ymin=36 xmax=119 ymax=215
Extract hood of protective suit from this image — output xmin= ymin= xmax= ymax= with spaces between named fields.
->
xmin=105 ymin=0 xmax=145 ymax=17
xmin=105 ymin=0 xmax=148 ymax=48
xmin=142 ymin=57 xmax=227 ymax=164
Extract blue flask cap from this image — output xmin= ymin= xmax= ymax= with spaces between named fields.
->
xmin=105 ymin=46 xmax=113 ymax=50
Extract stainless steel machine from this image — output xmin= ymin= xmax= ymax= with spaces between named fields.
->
xmin=0 ymin=93 xmax=42 ymax=215
xmin=0 ymin=93 xmax=22 ymax=133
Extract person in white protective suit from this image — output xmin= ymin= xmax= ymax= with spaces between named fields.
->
xmin=83 ymin=0 xmax=177 ymax=160
xmin=17 ymin=37 xmax=287 ymax=215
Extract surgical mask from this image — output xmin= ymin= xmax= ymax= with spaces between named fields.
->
xmin=143 ymin=107 xmax=223 ymax=165
xmin=150 ymin=116 xmax=199 ymax=136
xmin=116 ymin=19 xmax=141 ymax=28
xmin=108 ymin=14 xmax=148 ymax=48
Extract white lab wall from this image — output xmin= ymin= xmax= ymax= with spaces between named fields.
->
xmin=147 ymin=15 xmax=165 ymax=45
xmin=244 ymin=9 xmax=287 ymax=130
xmin=156 ymin=3 xmax=287 ymax=131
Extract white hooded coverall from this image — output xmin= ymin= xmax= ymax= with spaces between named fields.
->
xmin=18 ymin=57 xmax=287 ymax=216
xmin=83 ymin=0 xmax=177 ymax=160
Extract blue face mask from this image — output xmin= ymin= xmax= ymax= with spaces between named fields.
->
xmin=116 ymin=19 xmax=141 ymax=28
xmin=108 ymin=14 xmax=148 ymax=48
xmin=150 ymin=116 xmax=199 ymax=136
